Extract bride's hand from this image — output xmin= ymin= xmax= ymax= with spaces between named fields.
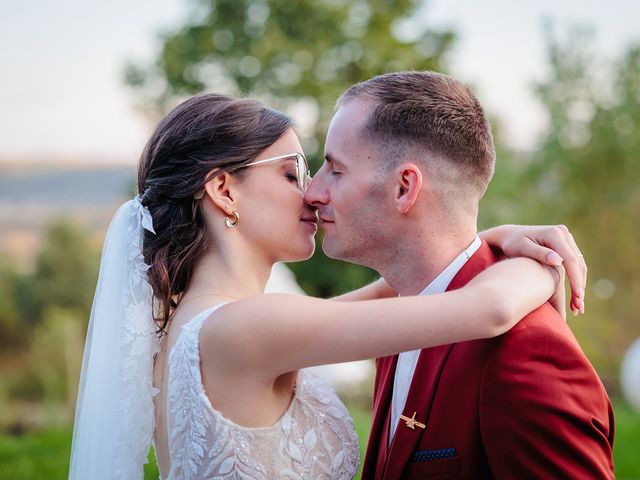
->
xmin=481 ymin=224 xmax=586 ymax=316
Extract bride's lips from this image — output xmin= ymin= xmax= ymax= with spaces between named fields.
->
xmin=300 ymin=217 xmax=318 ymax=232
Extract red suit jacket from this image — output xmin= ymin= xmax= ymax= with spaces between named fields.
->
xmin=361 ymin=242 xmax=615 ymax=479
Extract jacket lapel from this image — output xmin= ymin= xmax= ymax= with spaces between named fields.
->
xmin=361 ymin=354 xmax=398 ymax=480
xmin=447 ymin=241 xmax=497 ymax=292
xmin=383 ymin=345 xmax=454 ymax=479
xmin=382 ymin=241 xmax=498 ymax=479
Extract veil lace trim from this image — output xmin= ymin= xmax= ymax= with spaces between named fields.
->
xmin=113 ymin=198 xmax=161 ymax=478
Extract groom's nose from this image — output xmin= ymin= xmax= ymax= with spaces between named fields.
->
xmin=304 ymin=172 xmax=328 ymax=208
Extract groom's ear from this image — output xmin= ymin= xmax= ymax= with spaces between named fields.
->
xmin=393 ymin=163 xmax=422 ymax=214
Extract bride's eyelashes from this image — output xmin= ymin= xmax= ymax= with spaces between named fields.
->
xmin=285 ymin=172 xmax=298 ymax=183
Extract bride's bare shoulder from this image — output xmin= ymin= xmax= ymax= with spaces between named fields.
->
xmin=198 ymin=294 xmax=312 ymax=371
xmin=202 ymin=293 xmax=313 ymax=328
xmin=199 ymin=295 xmax=285 ymax=339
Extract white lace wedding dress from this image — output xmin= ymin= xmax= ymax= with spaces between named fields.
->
xmin=160 ymin=305 xmax=360 ymax=479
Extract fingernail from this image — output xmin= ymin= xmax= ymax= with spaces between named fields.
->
xmin=580 ymin=299 xmax=585 ymax=314
xmin=547 ymin=252 xmax=563 ymax=265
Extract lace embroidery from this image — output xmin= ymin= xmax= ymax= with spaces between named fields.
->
xmin=166 ymin=309 xmax=359 ymax=479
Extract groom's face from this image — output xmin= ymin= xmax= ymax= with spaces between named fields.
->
xmin=305 ymin=99 xmax=392 ymax=265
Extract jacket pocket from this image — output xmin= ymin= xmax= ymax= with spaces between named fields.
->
xmin=403 ymin=456 xmax=462 ymax=479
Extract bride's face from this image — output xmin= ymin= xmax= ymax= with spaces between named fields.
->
xmin=233 ymin=129 xmax=318 ymax=262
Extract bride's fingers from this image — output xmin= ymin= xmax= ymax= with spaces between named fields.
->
xmin=558 ymin=226 xmax=586 ymax=314
xmin=511 ymin=239 xmax=562 ymax=266
xmin=563 ymin=229 xmax=587 ymax=313
xmin=540 ymin=225 xmax=584 ymax=314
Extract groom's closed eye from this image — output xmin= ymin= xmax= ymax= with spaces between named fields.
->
xmin=324 ymin=155 xmax=345 ymax=175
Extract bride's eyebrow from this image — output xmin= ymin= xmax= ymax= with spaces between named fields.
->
xmin=279 ymin=158 xmax=298 ymax=169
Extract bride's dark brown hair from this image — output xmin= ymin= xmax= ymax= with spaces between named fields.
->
xmin=137 ymin=93 xmax=292 ymax=334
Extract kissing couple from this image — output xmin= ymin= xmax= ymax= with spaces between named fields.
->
xmin=69 ymin=71 xmax=614 ymax=479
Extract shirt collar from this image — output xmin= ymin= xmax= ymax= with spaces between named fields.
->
xmin=419 ymin=236 xmax=482 ymax=296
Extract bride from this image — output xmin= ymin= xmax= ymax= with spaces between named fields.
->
xmin=68 ymin=93 xmax=583 ymax=479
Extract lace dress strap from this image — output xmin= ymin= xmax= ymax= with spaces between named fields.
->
xmin=165 ymin=304 xmax=227 ymax=480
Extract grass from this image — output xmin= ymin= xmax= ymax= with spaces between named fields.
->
xmin=613 ymin=402 xmax=640 ymax=479
xmin=0 ymin=402 xmax=637 ymax=479
xmin=0 ymin=427 xmax=160 ymax=480
xmin=0 ymin=428 xmax=72 ymax=479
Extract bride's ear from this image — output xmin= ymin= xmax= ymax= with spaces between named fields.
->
xmin=203 ymin=172 xmax=238 ymax=215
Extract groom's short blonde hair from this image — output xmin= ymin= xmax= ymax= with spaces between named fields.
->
xmin=338 ymin=71 xmax=496 ymax=200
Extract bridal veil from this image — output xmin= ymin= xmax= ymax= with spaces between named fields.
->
xmin=68 ymin=197 xmax=160 ymax=480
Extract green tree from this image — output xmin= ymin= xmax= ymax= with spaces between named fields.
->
xmin=519 ymin=27 xmax=640 ymax=382
xmin=477 ymin=118 xmax=529 ymax=230
xmin=126 ymin=0 xmax=455 ymax=296
xmin=126 ymin=0 xmax=453 ymax=138
xmin=21 ymin=221 xmax=99 ymax=325
xmin=0 ymin=255 xmax=28 ymax=351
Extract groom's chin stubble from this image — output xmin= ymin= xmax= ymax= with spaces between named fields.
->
xmin=320 ymin=236 xmax=343 ymax=261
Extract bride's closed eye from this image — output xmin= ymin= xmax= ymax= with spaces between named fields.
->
xmin=285 ymin=171 xmax=298 ymax=182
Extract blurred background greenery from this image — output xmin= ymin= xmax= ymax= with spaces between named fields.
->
xmin=1 ymin=0 xmax=638 ymax=478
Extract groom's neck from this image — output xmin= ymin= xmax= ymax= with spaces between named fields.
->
xmin=378 ymin=226 xmax=477 ymax=297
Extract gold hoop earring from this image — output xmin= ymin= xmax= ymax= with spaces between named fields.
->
xmin=225 ymin=210 xmax=239 ymax=228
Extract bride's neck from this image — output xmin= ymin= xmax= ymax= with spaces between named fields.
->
xmin=184 ymin=247 xmax=272 ymax=301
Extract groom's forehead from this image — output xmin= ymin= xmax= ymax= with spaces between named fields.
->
xmin=326 ymin=106 xmax=375 ymax=159
xmin=332 ymin=98 xmax=373 ymax=128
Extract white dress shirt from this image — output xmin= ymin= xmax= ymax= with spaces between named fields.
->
xmin=389 ymin=236 xmax=482 ymax=446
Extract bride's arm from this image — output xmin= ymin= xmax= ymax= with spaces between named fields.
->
xmin=205 ymin=258 xmax=559 ymax=377
xmin=331 ymin=278 xmax=397 ymax=302
xmin=335 ymin=224 xmax=585 ymax=314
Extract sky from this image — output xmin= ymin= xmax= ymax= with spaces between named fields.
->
xmin=0 ymin=0 xmax=638 ymax=164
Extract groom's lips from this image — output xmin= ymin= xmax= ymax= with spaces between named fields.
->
xmin=319 ymin=217 xmax=335 ymax=226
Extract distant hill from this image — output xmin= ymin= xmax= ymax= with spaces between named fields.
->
xmin=0 ymin=163 xmax=135 ymax=207
xmin=0 ymin=162 xmax=135 ymax=268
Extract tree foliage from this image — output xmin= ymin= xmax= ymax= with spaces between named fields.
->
xmin=506 ymin=28 xmax=640 ymax=382
xmin=1 ymin=221 xmax=98 ymax=413
xmin=127 ymin=0 xmax=453 ymax=128
xmin=0 ymin=256 xmax=27 ymax=351
xmin=22 ymin=221 xmax=99 ymax=325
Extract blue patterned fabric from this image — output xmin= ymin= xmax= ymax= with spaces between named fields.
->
xmin=412 ymin=448 xmax=457 ymax=462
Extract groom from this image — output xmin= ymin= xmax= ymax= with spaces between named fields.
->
xmin=306 ymin=71 xmax=615 ymax=478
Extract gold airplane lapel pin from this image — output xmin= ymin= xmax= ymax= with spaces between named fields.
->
xmin=399 ymin=411 xmax=426 ymax=430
